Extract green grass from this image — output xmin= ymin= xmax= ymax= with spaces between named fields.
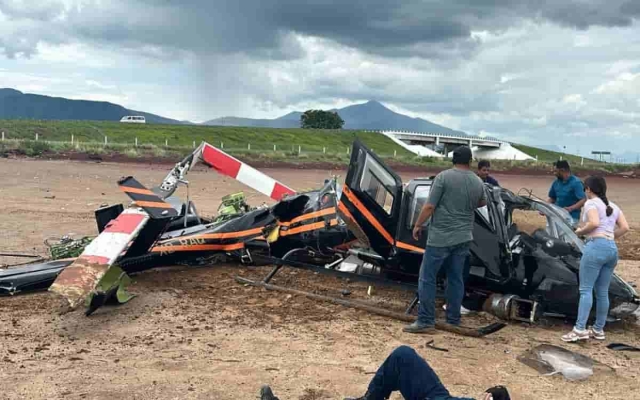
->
xmin=511 ymin=143 xmax=598 ymax=165
xmin=0 ymin=119 xmax=415 ymax=157
xmin=0 ymin=119 xmax=635 ymax=173
xmin=511 ymin=143 xmax=635 ymax=173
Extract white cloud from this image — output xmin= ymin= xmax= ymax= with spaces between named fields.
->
xmin=593 ymin=72 xmax=640 ymax=94
xmin=0 ymin=0 xmax=640 ymax=154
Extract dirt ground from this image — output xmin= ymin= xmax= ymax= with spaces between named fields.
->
xmin=1 ymin=158 xmax=640 ymax=400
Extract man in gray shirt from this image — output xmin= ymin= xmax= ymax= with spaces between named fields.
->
xmin=404 ymin=146 xmax=487 ymax=333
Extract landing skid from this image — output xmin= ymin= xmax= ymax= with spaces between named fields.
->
xmin=236 ymin=252 xmax=507 ymax=338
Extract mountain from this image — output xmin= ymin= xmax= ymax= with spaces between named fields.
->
xmin=203 ymin=100 xmax=469 ymax=135
xmin=0 ymin=88 xmax=184 ymax=124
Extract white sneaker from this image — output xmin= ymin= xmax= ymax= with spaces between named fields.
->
xmin=443 ymin=304 xmax=471 ymax=315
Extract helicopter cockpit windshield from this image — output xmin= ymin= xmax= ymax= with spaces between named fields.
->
xmin=507 ymin=196 xmax=585 ymax=256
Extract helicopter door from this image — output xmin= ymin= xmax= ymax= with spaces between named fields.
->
xmin=338 ymin=139 xmax=403 ymax=259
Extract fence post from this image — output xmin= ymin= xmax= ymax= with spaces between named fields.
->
xmin=135 ymin=137 xmax=138 ymax=147
xmin=274 ymin=144 xmax=276 ymax=151
xmin=35 ymin=133 xmax=39 ymax=141
xmin=248 ymin=143 xmax=251 ymax=150
xmin=298 ymin=145 xmax=301 ymax=154
xmin=104 ymin=136 xmax=108 ymax=146
xmin=1 ymin=131 xmax=4 ymax=141
xmin=535 ymin=155 xmax=538 ymax=161
xmin=347 ymin=147 xmax=350 ymax=154
xmin=71 ymin=134 xmax=74 ymax=144
xmin=221 ymin=142 xmax=224 ymax=149
xmin=581 ymin=157 xmax=584 ymax=166
xmin=165 ymin=139 xmax=168 ymax=147
xmin=394 ymin=150 xmax=397 ymax=157
xmin=323 ymin=147 xmax=326 ymax=154
xmin=193 ymin=141 xmax=196 ymax=149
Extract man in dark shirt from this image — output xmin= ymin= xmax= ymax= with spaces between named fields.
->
xmin=547 ymin=160 xmax=586 ymax=223
xmin=404 ymin=146 xmax=487 ymax=334
xmin=477 ymin=160 xmax=499 ymax=186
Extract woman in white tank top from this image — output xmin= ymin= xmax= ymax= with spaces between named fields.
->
xmin=562 ymin=176 xmax=630 ymax=342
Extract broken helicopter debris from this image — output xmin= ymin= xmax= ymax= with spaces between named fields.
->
xmin=518 ymin=344 xmax=615 ymax=381
xmin=2 ymin=140 xmax=638 ymax=333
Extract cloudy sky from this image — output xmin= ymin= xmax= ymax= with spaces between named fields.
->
xmin=1 ymin=0 xmax=640 ymax=158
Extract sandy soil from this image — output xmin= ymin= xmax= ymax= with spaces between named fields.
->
xmin=1 ymin=158 xmax=640 ymax=400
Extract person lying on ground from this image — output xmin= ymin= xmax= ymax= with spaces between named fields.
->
xmin=258 ymin=345 xmax=511 ymax=400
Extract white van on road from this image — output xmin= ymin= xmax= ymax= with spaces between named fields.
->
xmin=120 ymin=116 xmax=146 ymax=124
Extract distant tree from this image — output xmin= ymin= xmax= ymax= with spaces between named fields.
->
xmin=300 ymin=109 xmax=344 ymax=129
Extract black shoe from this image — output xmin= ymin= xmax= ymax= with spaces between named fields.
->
xmin=260 ymin=385 xmax=280 ymax=400
xmin=402 ymin=321 xmax=436 ymax=334
xmin=343 ymin=390 xmax=371 ymax=400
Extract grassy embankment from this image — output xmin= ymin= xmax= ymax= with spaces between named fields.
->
xmin=0 ymin=120 xmax=634 ymax=172
xmin=0 ymin=119 xmax=423 ymax=164
xmin=510 ymin=144 xmax=635 ymax=174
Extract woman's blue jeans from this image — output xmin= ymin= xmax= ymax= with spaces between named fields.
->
xmin=575 ymin=237 xmax=619 ymax=331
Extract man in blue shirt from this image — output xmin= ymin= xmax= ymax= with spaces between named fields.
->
xmin=477 ymin=160 xmax=500 ymax=186
xmin=547 ymin=160 xmax=586 ymax=223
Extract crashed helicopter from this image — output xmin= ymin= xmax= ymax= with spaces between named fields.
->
xmin=2 ymin=139 xmax=638 ymax=330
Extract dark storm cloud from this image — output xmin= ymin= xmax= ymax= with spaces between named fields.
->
xmin=3 ymin=0 xmax=640 ymax=60
xmin=0 ymin=0 xmax=65 ymax=21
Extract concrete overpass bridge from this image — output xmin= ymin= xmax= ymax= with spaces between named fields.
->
xmin=378 ymin=130 xmax=502 ymax=150
xmin=370 ymin=130 xmax=535 ymax=161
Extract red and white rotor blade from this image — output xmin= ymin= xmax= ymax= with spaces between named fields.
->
xmin=199 ymin=143 xmax=296 ymax=201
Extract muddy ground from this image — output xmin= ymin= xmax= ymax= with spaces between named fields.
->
xmin=1 ymin=158 xmax=640 ymax=400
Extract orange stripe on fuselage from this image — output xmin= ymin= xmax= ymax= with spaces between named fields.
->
xmin=194 ymin=227 xmax=264 ymax=240
xmin=280 ymin=219 xmax=338 ymax=236
xmin=341 ymin=186 xmax=394 ymax=245
xmin=133 ymin=201 xmax=174 ymax=209
xmin=120 ymin=187 xmax=156 ymax=196
xmin=156 ymin=227 xmax=265 ymax=246
xmin=396 ymin=241 xmax=425 ymax=254
xmin=151 ymin=243 xmax=245 ymax=253
xmin=278 ymin=207 xmax=336 ymax=226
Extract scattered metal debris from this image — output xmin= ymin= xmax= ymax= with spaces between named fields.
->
xmin=0 ymin=253 xmax=41 ymax=258
xmin=426 ymin=340 xmax=449 ymax=352
xmin=607 ymin=343 xmax=640 ymax=352
xmin=517 ymin=344 xmax=614 ymax=381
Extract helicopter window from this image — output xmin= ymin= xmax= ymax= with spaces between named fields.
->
xmin=477 ymin=204 xmax=496 ymax=231
xmin=407 ymin=185 xmax=431 ymax=228
xmin=509 ymin=207 xmax=584 ymax=252
xmin=359 ymin=154 xmax=396 ymax=215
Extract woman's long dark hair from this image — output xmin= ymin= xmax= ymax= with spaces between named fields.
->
xmin=584 ymin=176 xmax=613 ymax=216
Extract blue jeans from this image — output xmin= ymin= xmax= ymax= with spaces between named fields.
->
xmin=366 ymin=346 xmax=474 ymax=400
xmin=575 ymin=238 xmax=619 ymax=331
xmin=418 ymin=242 xmax=470 ymax=326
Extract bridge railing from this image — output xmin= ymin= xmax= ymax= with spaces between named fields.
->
xmin=367 ymin=129 xmax=503 ymax=143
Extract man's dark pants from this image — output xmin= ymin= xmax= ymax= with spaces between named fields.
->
xmin=366 ymin=346 xmax=474 ymax=400
xmin=418 ymin=241 xmax=471 ymax=326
